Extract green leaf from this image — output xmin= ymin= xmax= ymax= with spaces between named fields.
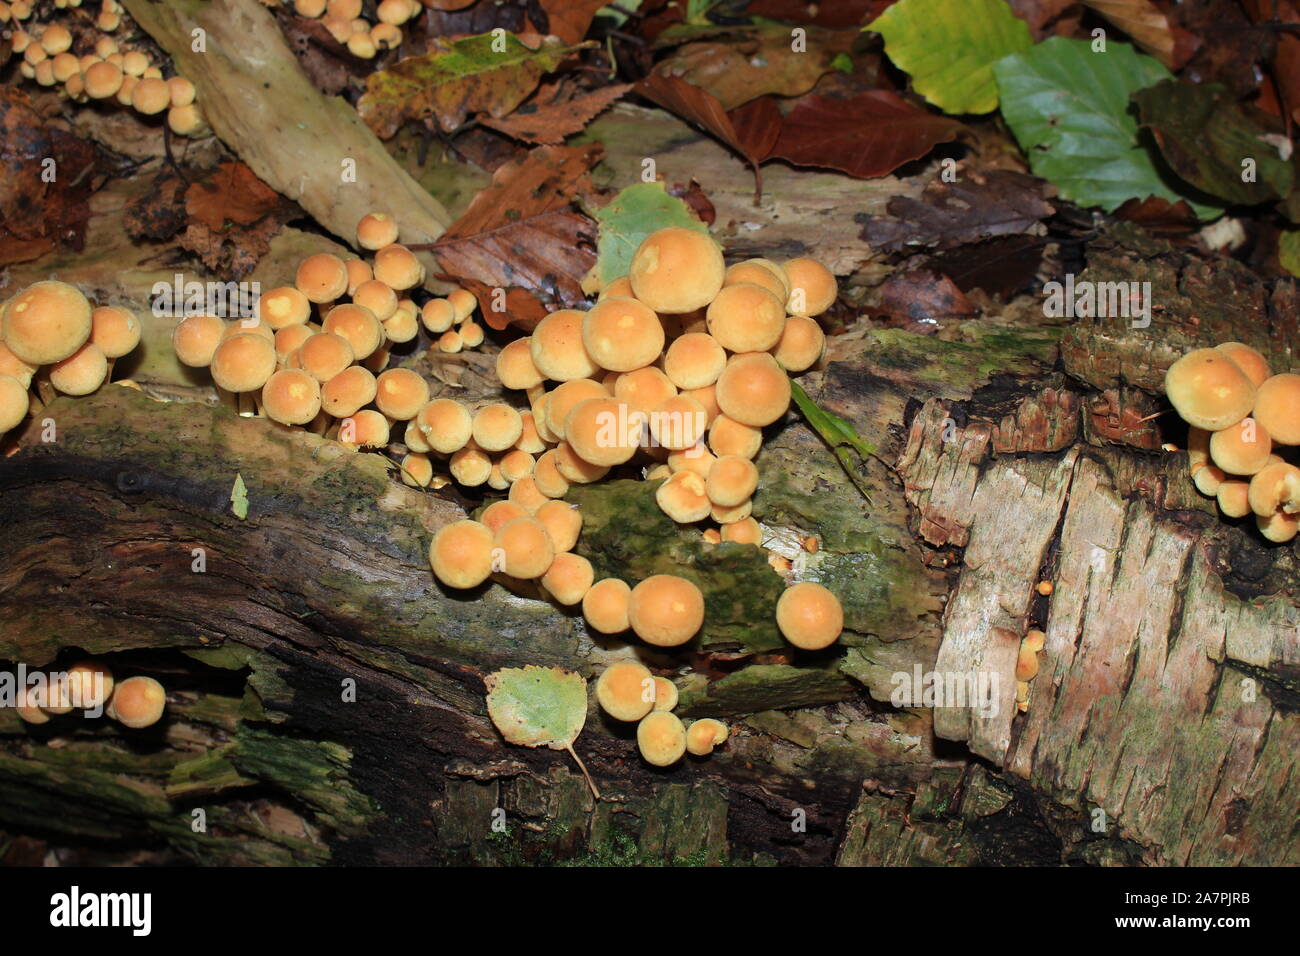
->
xmin=230 ymin=473 xmax=248 ymax=520
xmin=1134 ymin=79 xmax=1294 ymax=207
xmin=789 ymin=379 xmax=876 ymax=502
xmin=994 ymin=37 xmax=1222 ymax=218
xmin=867 ymin=0 xmax=1032 ymax=115
xmin=485 ymin=665 xmax=598 ymax=799
xmin=358 ymin=33 xmax=590 ymax=139
xmin=1279 ymin=230 xmax=1300 ymax=278
xmin=587 ymin=182 xmax=708 ymax=288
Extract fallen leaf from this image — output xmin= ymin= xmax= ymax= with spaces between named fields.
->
xmin=535 ymin=0 xmax=608 ymax=43
xmin=1005 ymin=0 xmax=1078 ymax=39
xmin=746 ymin=0 xmax=888 ymax=27
xmin=588 ymin=181 xmax=710 ymax=288
xmin=768 ymin=91 xmax=966 ymax=179
xmin=859 ymin=170 xmax=1054 ymax=252
xmin=1080 ymin=0 xmax=1188 ymax=69
xmin=728 ymin=96 xmax=783 ymax=164
xmin=1112 ymin=195 xmax=1200 ymax=238
xmin=231 ymin=474 xmax=248 ymax=520
xmin=876 ymin=267 xmax=976 ymax=326
xmin=480 ymin=81 xmax=631 ymax=144
xmin=180 ymin=216 xmax=284 ymax=281
xmin=430 ymin=143 xmax=602 ymax=330
xmin=358 ymin=32 xmax=590 ymax=138
xmin=485 ymin=665 xmax=598 ymax=799
xmin=185 ymin=161 xmax=291 ymax=232
xmin=868 ymin=0 xmax=1032 ymax=114
xmin=926 ymin=235 xmax=1046 ymax=298
xmin=0 ymin=87 xmax=50 ymax=241
xmin=667 ymin=180 xmax=716 ymax=226
xmin=125 ymin=173 xmax=189 ymax=241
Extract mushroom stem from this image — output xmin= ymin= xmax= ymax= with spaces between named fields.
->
xmin=33 ymin=370 xmax=56 ymax=407
xmin=564 ymin=743 xmax=601 ymax=801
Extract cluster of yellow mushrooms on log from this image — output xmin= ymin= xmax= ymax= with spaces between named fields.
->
xmin=281 ymin=0 xmax=425 ymax=59
xmin=13 ymin=660 xmax=166 ymax=730
xmin=4 ymin=0 xmax=209 ymax=138
xmin=1165 ymin=343 xmax=1300 ymax=543
xmin=428 ymin=225 xmax=847 ymax=767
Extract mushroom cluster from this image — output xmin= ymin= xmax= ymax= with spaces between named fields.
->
xmin=171 ymin=211 xmax=486 ymax=465
xmin=0 ymin=279 xmax=142 ymax=438
xmin=281 ymin=0 xmax=423 ymax=59
xmin=593 ymin=659 xmax=728 ymax=766
xmin=4 ymin=1 xmax=209 ymax=138
xmin=1015 ymin=629 xmax=1044 ymax=712
xmin=1166 ymin=343 xmax=1300 ymax=542
xmin=13 ymin=659 xmax=166 ymax=730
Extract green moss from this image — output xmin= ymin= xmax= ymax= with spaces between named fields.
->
xmin=862 ymin=325 xmax=1060 ymax=393
xmin=677 ymin=663 xmax=854 ymax=717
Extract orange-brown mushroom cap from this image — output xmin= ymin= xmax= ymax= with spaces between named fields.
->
xmin=716 ymin=352 xmax=791 ymax=427
xmin=596 ymin=659 xmax=655 ymax=721
xmin=628 ymin=574 xmax=705 ymax=647
xmin=1164 ymin=348 xmax=1256 ymax=431
xmin=637 ymin=711 xmax=687 ymax=766
xmin=581 ymin=296 xmax=665 ymax=372
xmin=775 ymin=581 xmax=843 ymax=650
xmin=211 ymin=333 xmax=277 ymax=393
xmin=110 ymin=676 xmax=167 ymax=729
xmin=3 ymin=280 xmax=92 ymax=365
xmin=295 ymin=253 xmax=350 ymax=304
xmin=629 ymin=227 xmax=725 ymax=314
xmin=1252 ymin=373 xmax=1300 ymax=445
xmin=583 ymin=577 xmax=632 ymax=634
xmin=262 ymin=368 xmax=322 ymax=425
xmin=429 ymin=519 xmax=494 ymax=589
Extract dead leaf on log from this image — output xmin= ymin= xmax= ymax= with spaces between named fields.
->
xmin=429 ymin=143 xmax=603 ymax=330
xmin=653 ymin=26 xmax=856 ymax=110
xmin=667 ymin=180 xmax=717 ymax=226
xmin=859 ymin=170 xmax=1054 ymax=253
xmin=535 ymin=0 xmax=608 ymax=43
xmin=124 ymin=173 xmax=190 ymax=241
xmin=926 ymin=235 xmax=1046 ymax=298
xmin=358 ymin=33 xmax=590 ymax=138
xmin=185 ymin=161 xmax=292 ymax=232
xmin=0 ymin=88 xmax=49 ymax=241
xmin=768 ymin=92 xmax=967 ymax=180
xmin=480 ymin=81 xmax=632 ymax=144
xmin=1079 ymin=0 xmax=1198 ymax=69
xmin=279 ymin=13 xmax=365 ymax=95
xmin=1113 ymin=195 xmax=1200 ymax=238
xmin=876 ymin=268 xmax=976 ymax=329
xmin=180 ymin=216 xmax=285 ymax=281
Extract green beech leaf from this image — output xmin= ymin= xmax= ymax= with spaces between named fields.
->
xmin=230 ymin=473 xmax=248 ymax=520
xmin=485 ymin=665 xmax=598 ymax=799
xmin=587 ymin=182 xmax=708 ymax=288
xmin=867 ymin=0 xmax=1032 ymax=115
xmin=994 ymin=37 xmax=1222 ymax=218
xmin=789 ymin=379 xmax=875 ymax=502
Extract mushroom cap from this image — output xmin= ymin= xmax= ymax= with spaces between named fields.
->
xmin=583 ymin=577 xmax=632 ymax=634
xmin=1247 ymin=461 xmax=1300 ymax=516
xmin=168 ymin=76 xmax=197 ymax=108
xmin=628 ymin=574 xmax=705 ymax=647
xmin=3 ymin=280 xmax=92 ymax=365
xmin=554 ymin=440 xmax=610 ymax=484
xmin=404 ymin=419 xmax=431 ymax=453
xmin=110 ymin=676 xmax=167 ymax=729
xmin=706 ymin=455 xmax=759 ymax=507
xmin=682 ymin=384 xmax=720 ymax=426
xmin=263 ymin=369 xmax=322 ymax=425
xmin=772 ymin=315 xmax=826 ymax=373
xmin=776 ymin=581 xmax=843 ymax=650
xmin=357 ymin=212 xmax=399 ymax=251
xmin=655 ymin=470 xmax=711 ymax=523
xmin=322 ymin=303 xmax=383 ymax=360
xmin=133 ymin=76 xmax=172 ymax=114
xmin=481 ymin=500 xmax=529 ymax=534
xmin=450 ymin=447 xmax=492 ymax=486
xmin=493 ymin=516 xmax=555 ymax=579
xmin=438 ymin=330 xmax=464 ymax=353
xmin=221 ymin=317 xmax=275 ymax=343
xmin=488 ymin=463 xmax=509 ymax=492
xmin=566 ymin=397 xmax=638 ymax=466
xmin=664 ymin=332 xmax=727 ymax=389
xmin=686 ymin=718 xmax=727 ymax=756
xmin=352 ymin=279 xmax=398 ymax=322
xmin=720 ymin=516 xmax=762 ymax=545
xmin=84 ymin=60 xmax=123 ymax=99
xmin=1216 ymin=342 xmax=1271 ymax=387
xmin=299 ymin=331 xmax=355 ymax=382
xmin=373 ymin=243 xmax=424 ymax=290
xmin=448 ymin=289 xmax=478 ymax=323
xmin=0 ymin=342 xmax=37 ymax=389
xmin=341 ymin=409 xmax=391 ymax=448
xmin=614 ymin=365 xmax=677 ymax=416
xmin=0 ymin=374 xmax=29 ymax=434
xmin=1209 ymin=417 xmax=1272 ymax=475
xmin=723 ymin=259 xmax=789 ymax=300
xmin=715 ymin=352 xmax=791 ymax=427
xmin=1187 ymin=425 xmax=1211 ymax=467
xmin=781 ymin=257 xmax=837 ymax=316
xmin=711 ymin=498 xmax=753 ymax=524
xmin=1217 ymin=479 xmax=1252 ymax=518
xmin=533 ymin=449 xmax=571 ymax=498
xmin=321 ymin=365 xmax=377 ymax=417
xmin=1015 ymin=645 xmax=1040 ymax=681
xmin=596 ymin=659 xmax=655 ymax=721
xmin=173 ymin=314 xmax=226 ymax=367
xmin=211 ymin=334 xmax=277 ymax=393
xmin=637 ymin=711 xmax=687 ymax=766
xmin=541 ymin=552 xmax=595 ymax=605
xmin=1192 ymin=462 xmax=1226 ymax=497
xmin=383 ymin=305 xmax=419 ymax=344
xmin=515 ymin=410 xmax=547 ymax=455
xmin=296 ymin=253 xmax=350 ymax=303
xmin=651 ymin=676 xmax=679 ymax=712
xmin=49 ymin=339 xmax=111 ymax=399
xmin=667 ymin=442 xmax=715 ymax=479
xmin=1023 ymin=629 xmax=1046 ymax=652
xmin=546 ymin=378 xmax=609 ymax=440
xmin=706 ymin=282 xmax=786 ymax=353
xmin=648 ymin=394 xmax=708 ymax=451
xmin=597 ymin=275 xmax=635 ymax=300
xmin=68 ymin=660 xmax=115 ymax=710
xmin=581 ymin=296 xmax=665 ymax=372
xmin=375 ymin=367 xmax=430 ymax=420
xmin=429 ymin=519 xmax=494 ymax=589
xmin=1257 ymin=510 xmax=1300 ymax=543
xmin=629 ymin=227 xmax=725 ymax=314
xmin=421 ymin=298 xmax=456 ymax=334
xmin=472 ymin=402 xmax=524 ymax=451
xmin=400 ymin=452 xmax=434 ymax=488
xmin=1164 ymin=348 xmax=1256 ymax=431
xmin=499 ymin=448 xmax=536 ymax=483
xmin=418 ymin=398 xmax=473 ymax=454
xmin=343 ymin=258 xmax=373 ymax=298
xmin=259 ymin=286 xmax=311 ymax=329
xmin=496 ymin=337 xmax=544 ymax=391
xmin=41 ymin=23 xmax=72 ymax=54
xmin=531 ymin=309 xmax=598 ymax=381
xmin=508 ymin=473 xmax=552 ymax=512
xmin=535 ymin=499 xmax=583 ymax=552
xmin=1252 ymin=373 xmax=1300 ymax=445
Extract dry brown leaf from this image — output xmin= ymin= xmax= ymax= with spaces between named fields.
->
xmin=480 ymin=82 xmax=632 ymax=144
xmin=185 ymin=161 xmax=291 ymax=232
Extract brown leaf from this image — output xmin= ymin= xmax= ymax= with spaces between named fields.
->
xmin=1113 ymin=195 xmax=1199 ymax=238
xmin=768 ymin=91 xmax=966 ymax=179
xmin=1079 ymin=0 xmax=1194 ymax=69
xmin=179 ymin=215 xmax=284 ymax=281
xmin=431 ymin=143 xmax=603 ymax=331
xmin=728 ymin=96 xmax=783 ymax=163
xmin=535 ymin=0 xmax=608 ymax=43
xmin=876 ymin=268 xmax=976 ymax=329
xmin=667 ymin=180 xmax=716 ymax=226
xmin=0 ymin=235 xmax=54 ymax=268
xmin=860 ymin=170 xmax=1054 ymax=253
xmin=185 ymin=162 xmax=291 ymax=232
xmin=1005 ymin=0 xmax=1078 ymax=39
xmin=0 ymin=87 xmax=49 ymax=241
xmin=480 ymin=81 xmax=632 ymax=144
xmin=927 ymin=235 xmax=1046 ymax=299
xmin=125 ymin=173 xmax=189 ymax=241
xmin=744 ymin=0 xmax=891 ymax=26
xmin=653 ymin=26 xmax=856 ymax=110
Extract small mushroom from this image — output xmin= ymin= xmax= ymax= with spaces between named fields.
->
xmin=535 ymin=499 xmax=582 ymax=552
xmin=706 ymin=282 xmax=786 ymax=353
xmin=651 ymin=676 xmax=679 ymax=712
xmin=495 ymin=337 xmax=544 ymax=391
xmin=614 ymin=366 xmax=677 ymax=417
xmin=596 ymin=659 xmax=655 ymax=721
xmin=540 ymin=552 xmax=594 ymax=606
xmin=1209 ymin=417 xmax=1272 ymax=475
xmin=636 ymin=711 xmax=687 ymax=766
xmin=373 ymin=243 xmax=423 ymax=290
xmin=508 ymin=474 xmax=551 ymax=512
xmin=706 ymin=455 xmax=759 ymax=507
xmin=1252 ymin=373 xmax=1300 ymax=446
xmin=1215 ymin=342 xmax=1271 ymax=387
xmin=321 ymin=365 xmax=376 ymax=418
xmin=322 ymin=303 xmax=383 ymax=360
xmin=417 ymin=398 xmax=472 ymax=454
xmin=211 ymin=334 xmax=277 ymax=395
xmin=1164 ymin=348 xmax=1255 ymax=431
xmin=583 ymin=578 xmax=632 ymax=634
xmin=533 ymin=449 xmax=570 ymax=498
xmin=531 ymin=309 xmax=598 ymax=382
xmin=108 ymin=676 xmax=166 ymax=729
xmin=471 ymin=403 xmax=523 ymax=452
xmin=493 ymin=516 xmax=555 ymax=579
xmin=49 ymin=343 xmax=108 ymax=395
xmin=554 ymin=441 xmax=610 ymax=485
xmin=375 ymin=368 xmax=430 ymax=421
xmin=775 ymin=581 xmax=843 ymax=650
xmin=715 ymin=352 xmax=791 ymax=428
xmin=721 ymin=517 xmax=762 ymax=545
xmin=261 ymin=369 xmax=322 ymax=426
xmin=772 ymin=315 xmax=826 ymax=373
xmin=450 ymin=447 xmax=492 ymax=487
xmin=429 ymin=519 xmax=494 ymax=589
xmin=3 ymin=280 xmax=91 ymax=365
xmin=685 ymin=718 xmax=728 ymax=756
xmin=1247 ymin=460 xmax=1300 ymax=517
xmin=172 ymin=314 xmax=226 ymax=367
xmin=628 ymin=227 xmax=725 ymax=314
xmin=0 ymin=374 xmax=29 ymax=434
xmin=708 ymin=414 xmax=763 ymax=459
xmin=420 ymin=298 xmax=456 ymax=334
xmin=663 ymin=332 xmax=726 ymax=390
xmin=781 ymin=257 xmax=837 ymax=316
xmin=628 ymin=575 xmax=705 ymax=647
xmin=299 ymin=331 xmax=355 ymax=382
xmin=723 ymin=258 xmax=789 ymax=301
xmin=581 ymin=296 xmax=664 ymax=372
